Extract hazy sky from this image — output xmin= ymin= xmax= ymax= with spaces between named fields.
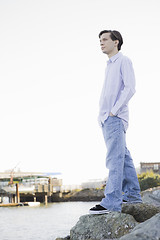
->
xmin=0 ymin=0 xmax=160 ymax=184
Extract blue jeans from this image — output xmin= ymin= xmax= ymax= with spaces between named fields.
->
xmin=100 ymin=116 xmax=142 ymax=212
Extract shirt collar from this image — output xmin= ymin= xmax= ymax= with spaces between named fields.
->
xmin=107 ymin=52 xmax=122 ymax=64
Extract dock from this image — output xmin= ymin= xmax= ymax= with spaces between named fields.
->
xmin=0 ymin=203 xmax=21 ymax=207
xmin=0 ymin=171 xmax=62 ymax=205
xmin=0 ymin=202 xmax=40 ymax=207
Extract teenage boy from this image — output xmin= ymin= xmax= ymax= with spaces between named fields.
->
xmin=89 ymin=30 xmax=142 ymax=214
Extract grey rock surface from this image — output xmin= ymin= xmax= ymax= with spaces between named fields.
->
xmin=119 ymin=212 xmax=160 ymax=240
xmin=56 ymin=187 xmax=160 ymax=239
xmin=141 ymin=187 xmax=160 ymax=207
xmin=70 ymin=212 xmax=138 ymax=240
xmin=122 ymin=202 xmax=160 ymax=222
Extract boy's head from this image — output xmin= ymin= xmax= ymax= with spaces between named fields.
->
xmin=99 ymin=30 xmax=123 ymax=51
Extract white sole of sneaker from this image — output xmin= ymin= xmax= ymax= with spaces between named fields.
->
xmin=122 ymin=201 xmax=142 ymax=204
xmin=89 ymin=210 xmax=111 ymax=214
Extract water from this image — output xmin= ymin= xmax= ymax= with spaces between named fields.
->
xmin=0 ymin=202 xmax=98 ymax=240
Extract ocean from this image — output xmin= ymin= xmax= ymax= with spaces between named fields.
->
xmin=0 ymin=201 xmax=98 ymax=240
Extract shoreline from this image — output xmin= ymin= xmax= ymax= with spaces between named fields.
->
xmin=53 ymin=186 xmax=160 ymax=205
xmin=53 ymin=188 xmax=105 ymax=202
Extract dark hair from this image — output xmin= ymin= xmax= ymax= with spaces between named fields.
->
xmin=99 ymin=30 xmax=123 ymax=51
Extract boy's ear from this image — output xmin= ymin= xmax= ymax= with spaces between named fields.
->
xmin=114 ymin=40 xmax=119 ymax=47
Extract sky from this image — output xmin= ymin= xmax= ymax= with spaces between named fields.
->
xmin=0 ymin=0 xmax=160 ymax=185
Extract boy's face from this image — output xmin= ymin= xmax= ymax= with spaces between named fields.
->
xmin=100 ymin=32 xmax=118 ymax=56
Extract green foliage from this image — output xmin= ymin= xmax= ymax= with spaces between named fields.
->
xmin=138 ymin=171 xmax=160 ymax=191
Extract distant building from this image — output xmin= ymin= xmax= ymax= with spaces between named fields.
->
xmin=0 ymin=171 xmax=62 ymax=204
xmin=81 ymin=179 xmax=107 ymax=189
xmin=140 ymin=162 xmax=160 ymax=174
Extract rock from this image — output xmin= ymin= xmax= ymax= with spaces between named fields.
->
xmin=122 ymin=202 xmax=160 ymax=222
xmin=62 ymin=189 xmax=105 ymax=202
xmin=119 ymin=212 xmax=160 ymax=240
xmin=141 ymin=187 xmax=160 ymax=207
xmin=56 ymin=188 xmax=160 ymax=239
xmin=70 ymin=212 xmax=138 ymax=240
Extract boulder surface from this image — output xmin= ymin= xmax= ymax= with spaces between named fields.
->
xmin=122 ymin=202 xmax=160 ymax=222
xmin=119 ymin=212 xmax=160 ymax=240
xmin=70 ymin=212 xmax=138 ymax=240
xmin=141 ymin=187 xmax=160 ymax=207
xmin=55 ymin=187 xmax=160 ymax=239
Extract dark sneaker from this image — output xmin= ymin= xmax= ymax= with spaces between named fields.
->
xmin=89 ymin=204 xmax=111 ymax=214
xmin=122 ymin=199 xmax=142 ymax=204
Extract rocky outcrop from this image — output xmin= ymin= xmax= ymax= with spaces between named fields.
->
xmin=70 ymin=212 xmax=138 ymax=240
xmin=122 ymin=202 xmax=160 ymax=222
xmin=56 ymin=187 xmax=160 ymax=240
xmin=56 ymin=203 xmax=160 ymax=240
xmin=60 ymin=189 xmax=105 ymax=202
xmin=119 ymin=212 xmax=160 ymax=240
xmin=141 ymin=187 xmax=160 ymax=206
xmin=57 ymin=187 xmax=160 ymax=204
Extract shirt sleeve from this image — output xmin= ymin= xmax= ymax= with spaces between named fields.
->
xmin=111 ymin=56 xmax=136 ymax=116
